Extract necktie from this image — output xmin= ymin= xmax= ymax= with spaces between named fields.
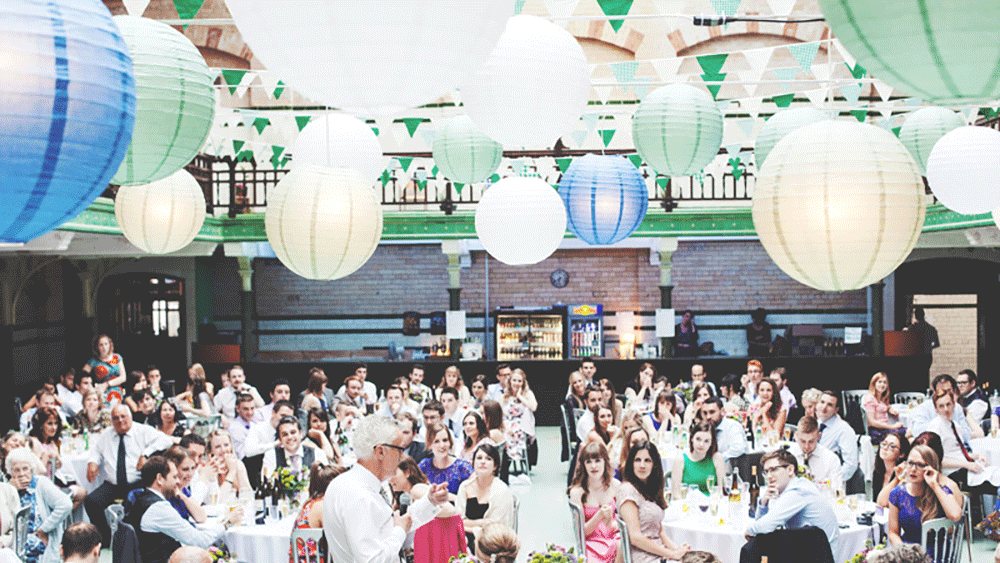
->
xmin=819 ymin=422 xmax=827 ymax=433
xmin=291 ymin=454 xmax=300 ymax=472
xmin=117 ymin=434 xmax=128 ymax=486
xmin=950 ymin=422 xmax=975 ymax=462
xmin=448 ymin=419 xmax=455 ymax=433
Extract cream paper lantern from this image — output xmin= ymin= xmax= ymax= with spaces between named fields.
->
xmin=226 ymin=1 xmax=511 ymax=116
xmin=432 ymin=115 xmax=503 ymax=184
xmin=754 ymin=108 xmax=829 ymax=168
xmin=111 ymin=16 xmax=214 ymax=186
xmin=475 ymin=177 xmax=567 ymax=265
xmin=114 ymin=170 xmax=206 ymax=254
xmin=753 ymin=120 xmax=925 ymax=291
xmin=898 ymin=107 xmax=965 ymax=175
xmin=293 ymin=115 xmax=384 ymax=183
xmin=925 ymin=126 xmax=1000 ymax=215
xmin=462 ymin=15 xmax=590 ymax=148
xmin=632 ymin=84 xmax=724 ymax=176
xmin=265 ymin=166 xmax=383 ymax=280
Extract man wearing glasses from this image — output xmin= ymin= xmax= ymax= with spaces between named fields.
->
xmin=955 ymin=369 xmax=989 ymax=427
xmin=324 ymin=416 xmax=449 ymax=563
xmin=743 ymin=450 xmax=839 ymax=562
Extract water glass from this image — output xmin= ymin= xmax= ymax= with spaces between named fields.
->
xmin=265 ymin=504 xmax=280 ymax=525
xmin=848 ymin=494 xmax=862 ymax=513
xmin=709 ymin=497 xmax=719 ymax=517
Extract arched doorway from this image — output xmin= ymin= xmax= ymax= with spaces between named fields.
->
xmin=97 ymin=273 xmax=186 ymax=383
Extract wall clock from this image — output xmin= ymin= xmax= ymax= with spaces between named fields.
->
xmin=550 ymin=269 xmax=569 ymax=288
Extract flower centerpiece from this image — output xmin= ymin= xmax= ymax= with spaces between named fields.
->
xmin=447 ymin=554 xmax=477 ymax=563
xmin=527 ymin=545 xmax=580 ymax=563
xmin=208 ymin=545 xmax=236 ymax=563
xmin=844 ymin=539 xmax=885 ymax=563
xmin=273 ymin=466 xmax=309 ymax=508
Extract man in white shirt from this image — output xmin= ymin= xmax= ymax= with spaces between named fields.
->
xmin=262 ymin=416 xmax=328 ymax=476
xmin=908 ymin=374 xmax=976 ymax=438
xmin=956 ymin=369 xmax=989 ymax=429
xmin=700 ymin=397 xmax=748 ymax=463
xmin=742 ymin=360 xmax=764 ymax=403
xmin=744 ymin=450 xmax=839 ymax=561
xmin=439 ymin=388 xmax=468 ymax=440
xmin=925 ymin=390 xmax=987 ymax=482
xmin=213 ymin=365 xmax=264 ymax=424
xmin=124 ymin=456 xmax=240 ymax=563
xmin=415 ymin=401 xmax=444 ymax=443
xmin=244 ymin=400 xmax=296 ymax=459
xmin=56 ymin=367 xmax=83 ymax=417
xmin=228 ymin=394 xmax=259 ymax=459
xmin=814 ymin=391 xmax=863 ymax=494
xmin=375 ymin=386 xmax=412 ymax=418
xmin=787 ymin=416 xmax=842 ymax=486
xmin=20 ymin=390 xmax=68 ymax=433
xmin=335 ymin=376 xmax=367 ymax=412
xmin=335 ymin=362 xmax=377 ymax=410
xmin=487 ymin=364 xmax=511 ymax=403
xmin=85 ymin=405 xmax=174 ymax=544
xmin=575 ymin=386 xmax=604 ymax=442
xmin=690 ymin=364 xmax=717 ymax=395
xmin=324 ymin=416 xmax=449 ymax=563
xmin=407 ymin=364 xmax=433 ymax=406
xmin=258 ymin=378 xmax=291 ymax=422
xmin=769 ymin=367 xmax=797 ymax=412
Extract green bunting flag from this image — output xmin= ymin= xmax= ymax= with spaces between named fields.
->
xmin=597 ymin=0 xmax=634 ymax=32
xmin=697 ymin=54 xmax=728 ymax=100
xmin=728 ymin=157 xmax=743 ymax=181
xmin=453 ymin=182 xmax=465 ymax=194
xmin=431 ymin=165 xmax=439 ymax=178
xmin=599 ymin=129 xmax=616 ymax=147
xmin=891 ymin=126 xmax=902 ymax=137
xmin=489 ymin=174 xmax=501 ymax=184
xmin=850 ymin=109 xmax=867 ymax=122
xmin=555 ymin=158 xmax=573 ymax=173
xmin=172 ymin=0 xmax=205 ymax=19
xmin=847 ymin=62 xmax=867 ymax=80
xmin=232 ymin=140 xmax=245 ymax=154
xmin=627 ymin=154 xmax=643 ymax=169
xmin=221 ymin=70 xmax=248 ymax=96
xmin=397 ymin=157 xmax=414 ymax=172
xmin=269 ymin=146 xmax=286 ymax=169
xmin=398 ymin=118 xmax=425 ymax=138
xmin=272 ymin=80 xmax=285 ymax=100
xmin=295 ymin=116 xmax=312 ymax=132
xmin=380 ymin=170 xmax=391 ymax=188
xmin=655 ymin=177 xmax=669 ymax=190
xmin=772 ymin=93 xmax=794 ymax=108
xmin=252 ymin=117 xmax=270 ymax=134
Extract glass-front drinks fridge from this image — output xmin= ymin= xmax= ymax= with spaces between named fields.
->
xmin=495 ymin=307 xmax=565 ymax=361
xmin=567 ymin=303 xmax=603 ymax=358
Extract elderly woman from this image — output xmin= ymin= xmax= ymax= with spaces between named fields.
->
xmin=6 ymin=447 xmax=72 ymax=563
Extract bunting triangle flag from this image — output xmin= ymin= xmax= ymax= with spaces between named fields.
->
xmin=716 ymin=100 xmax=733 ymax=114
xmin=725 ymin=143 xmax=742 ymax=156
xmin=652 ymin=58 xmax=682 ymax=83
xmin=878 ymin=105 xmax=894 ymax=119
xmin=510 ymin=159 xmax=526 ymax=176
xmin=380 ymin=170 xmax=392 ymax=188
xmin=597 ymin=0 xmax=634 ymax=33
xmin=273 ymin=80 xmax=285 ymax=100
xmin=766 ymin=0 xmax=796 ymax=14
xmin=839 ymin=82 xmax=862 ymax=106
xmin=804 ymin=88 xmax=829 ymax=107
xmin=710 ymin=0 xmax=741 ymax=15
xmin=736 ymin=118 xmax=755 ymax=138
xmin=631 ymin=78 xmax=652 ymax=99
xmin=269 ymin=145 xmax=286 ymax=169
xmin=173 ymin=0 xmax=205 ymax=19
xmin=627 ymin=154 xmax=643 ymax=169
xmin=847 ymin=62 xmax=867 ymax=80
xmin=419 ymin=129 xmax=437 ymax=147
xmin=598 ymin=129 xmax=616 ymax=147
xmin=397 ymin=157 xmax=414 ymax=172
xmin=742 ymin=48 xmax=772 ymax=78
xmin=872 ymin=80 xmax=893 ymax=102
xmin=772 ymin=93 xmax=795 ymax=108
xmin=701 ymin=74 xmax=726 ymax=100
xmin=295 ymin=115 xmax=312 ymax=132
xmin=123 ymin=0 xmax=150 ymax=15
xmin=810 ymin=63 xmax=831 ymax=81
xmin=543 ymin=0 xmax=581 ymax=18
xmin=892 ymin=126 xmax=902 ymax=137
xmin=787 ymin=42 xmax=819 ymax=74
xmin=850 ymin=109 xmax=867 ymax=122
xmin=581 ymin=113 xmax=600 ymax=132
xmin=610 ymin=61 xmax=640 ymax=84
xmin=772 ymin=67 xmax=799 ymax=85
xmin=570 ymin=129 xmax=589 ymax=147
xmin=252 ymin=117 xmax=270 ymax=134
xmin=221 ymin=70 xmax=248 ymax=96
xmin=235 ymin=72 xmax=257 ymax=99
xmin=738 ymin=71 xmax=759 ymax=97
xmin=743 ymin=97 xmax=763 ymax=119
xmin=555 ymin=158 xmax=573 ymax=173
xmin=961 ymin=107 xmax=977 ymax=123
xmin=697 ymin=54 xmax=728 ymax=77
xmin=593 ymin=86 xmax=613 ymax=104
xmin=399 ymin=118 xmax=424 ymax=138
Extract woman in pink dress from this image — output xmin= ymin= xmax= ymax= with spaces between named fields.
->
xmin=391 ymin=457 xmax=465 ymax=563
xmin=567 ymin=441 xmax=621 ymax=563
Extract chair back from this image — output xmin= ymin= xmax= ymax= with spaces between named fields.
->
xmin=12 ymin=396 xmax=23 ymax=431
xmin=511 ymin=495 xmax=519 ymax=533
xmin=112 ymin=521 xmax=141 ymax=563
xmin=893 ymin=392 xmax=927 ymax=405
xmin=105 ymin=504 xmax=125 ymax=540
xmin=567 ymin=501 xmax=586 ymax=557
xmin=14 ymin=504 xmax=31 ymax=561
xmin=290 ymin=527 xmax=324 ymax=563
xmin=559 ymin=403 xmax=574 ymax=451
xmin=922 ymin=517 xmax=964 ymax=563
xmin=572 ymin=409 xmax=587 ymax=424
xmin=186 ymin=414 xmax=222 ymax=438
xmin=841 ymin=390 xmax=868 ymax=435
xmin=615 ymin=516 xmax=632 ymax=563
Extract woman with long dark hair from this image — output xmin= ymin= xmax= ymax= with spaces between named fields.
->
xmin=27 ymin=408 xmax=85 ymax=509
xmin=459 ymin=411 xmax=494 ymax=463
xmin=872 ymin=433 xmax=909 ymax=503
xmin=587 ymin=405 xmax=617 ymax=447
xmin=617 ymin=441 xmax=689 ymax=562
xmin=175 ymin=364 xmax=215 ymax=417
xmin=648 ymin=390 xmax=680 ymax=432
xmin=624 ymin=363 xmax=656 ymax=410
xmin=567 ymin=441 xmax=620 ymax=563
xmin=750 ymin=379 xmax=786 ymax=434
xmin=155 ymin=400 xmax=186 ymax=443
xmin=670 ymin=421 xmax=725 ymax=498
xmin=390 ymin=457 xmax=464 ymax=563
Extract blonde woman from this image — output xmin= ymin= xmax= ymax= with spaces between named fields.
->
xmin=502 ymin=368 xmax=538 ymax=472
xmin=436 ymin=365 xmax=472 ymax=407
xmin=800 ymin=388 xmax=823 ymax=420
xmin=175 ymin=364 xmax=215 ymax=417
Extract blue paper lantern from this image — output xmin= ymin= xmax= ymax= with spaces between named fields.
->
xmin=0 ymin=0 xmax=135 ymax=243
xmin=558 ymin=154 xmax=649 ymax=245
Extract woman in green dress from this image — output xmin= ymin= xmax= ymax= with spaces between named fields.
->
xmin=670 ymin=421 xmax=726 ymax=498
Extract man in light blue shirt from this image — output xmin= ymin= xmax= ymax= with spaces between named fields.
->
xmin=908 ymin=374 xmax=976 ymax=438
xmin=815 ymin=390 xmax=863 ymax=493
xmin=745 ymin=450 xmax=839 ymax=555
xmin=701 ymin=397 xmax=748 ymax=462
xmin=487 ymin=364 xmax=511 ymax=402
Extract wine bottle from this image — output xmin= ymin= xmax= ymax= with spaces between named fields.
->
xmin=748 ymin=466 xmax=760 ymax=517
xmin=728 ymin=472 xmax=741 ymax=503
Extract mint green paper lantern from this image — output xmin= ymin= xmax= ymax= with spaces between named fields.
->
xmin=819 ymin=0 xmax=1000 ymax=103
xmin=754 ymin=108 xmax=829 ymax=168
xmin=632 ymin=84 xmax=723 ymax=176
xmin=432 ymin=115 xmax=503 ymax=184
xmin=111 ymin=16 xmax=215 ymax=186
xmin=898 ymin=107 xmax=964 ymax=175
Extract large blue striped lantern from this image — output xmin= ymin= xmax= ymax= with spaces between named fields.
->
xmin=558 ymin=154 xmax=648 ymax=245
xmin=0 ymin=0 xmax=135 ymax=243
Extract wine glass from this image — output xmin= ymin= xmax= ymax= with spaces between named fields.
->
xmin=697 ymin=493 xmax=710 ymax=514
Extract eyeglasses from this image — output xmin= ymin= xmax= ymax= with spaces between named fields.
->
xmin=379 ymin=443 xmax=406 ymax=453
xmin=879 ymin=442 xmax=900 ymax=451
xmin=762 ymin=464 xmax=793 ymax=475
xmin=904 ymin=460 xmax=928 ymax=469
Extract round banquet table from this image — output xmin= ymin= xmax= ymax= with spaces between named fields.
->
xmin=225 ymin=516 xmax=296 ymax=563
xmin=661 ymin=499 xmax=877 ymax=563
xmin=967 ymin=436 xmax=1000 ymax=487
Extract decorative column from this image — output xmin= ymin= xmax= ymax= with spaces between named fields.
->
xmin=658 ymin=239 xmax=679 ymax=358
xmin=442 ymin=241 xmax=464 ymax=360
xmin=870 ymin=281 xmax=885 ymax=356
xmin=236 ymin=257 xmax=258 ymax=363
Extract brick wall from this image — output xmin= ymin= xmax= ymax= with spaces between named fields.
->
xmin=914 ymin=294 xmax=978 ymax=385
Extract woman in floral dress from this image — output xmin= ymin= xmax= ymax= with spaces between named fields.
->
xmin=81 ymin=334 xmax=126 ymax=406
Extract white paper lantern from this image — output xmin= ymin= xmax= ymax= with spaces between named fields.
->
xmin=632 ymin=84 xmax=724 ymax=176
xmin=926 ymin=126 xmax=1000 ymax=215
xmin=265 ymin=166 xmax=383 ymax=280
xmin=432 ymin=115 xmax=503 ymax=184
xmin=754 ymin=108 xmax=829 ymax=168
xmin=475 ymin=177 xmax=567 ymax=265
xmin=753 ymin=120 xmax=925 ymax=291
xmin=898 ymin=107 xmax=965 ymax=175
xmin=114 ymin=170 xmax=206 ymax=254
xmin=462 ymin=15 xmax=590 ymax=148
xmin=226 ymin=1 xmax=511 ymax=116
xmin=111 ymin=16 xmax=214 ymax=186
xmin=293 ymin=115 xmax=385 ymax=183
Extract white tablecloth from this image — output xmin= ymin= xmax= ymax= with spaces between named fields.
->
xmin=225 ymin=517 xmax=296 ymax=563
xmin=968 ymin=437 xmax=1000 ymax=487
xmin=662 ymin=500 xmax=877 ymax=563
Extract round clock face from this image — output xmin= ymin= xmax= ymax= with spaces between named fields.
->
xmin=550 ymin=269 xmax=569 ymax=288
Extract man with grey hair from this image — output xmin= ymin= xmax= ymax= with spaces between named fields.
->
xmin=323 ymin=416 xmax=449 ymax=563
xmin=867 ymin=544 xmax=931 ymax=563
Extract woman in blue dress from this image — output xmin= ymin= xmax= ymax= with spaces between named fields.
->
xmin=81 ymin=334 xmax=126 ymax=406
xmin=887 ymin=444 xmax=963 ymax=545
xmin=418 ymin=422 xmax=472 ymax=495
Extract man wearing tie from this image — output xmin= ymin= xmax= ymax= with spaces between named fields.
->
xmin=227 ymin=393 xmax=258 ymax=459
xmin=787 ymin=416 xmax=842 ymax=486
xmin=262 ymin=416 xmax=328 ymax=477
xmin=439 ymin=388 xmax=467 ymax=441
xmin=814 ymin=391 xmax=863 ymax=494
xmin=85 ymin=404 xmax=174 ymax=545
xmin=926 ymin=390 xmax=987 ymax=486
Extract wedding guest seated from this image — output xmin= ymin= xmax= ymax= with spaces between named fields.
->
xmin=376 ymin=386 xmax=412 ymax=419
xmin=613 ymin=423 xmax=652 ymax=479
xmin=681 ymin=383 xmax=713 ymax=428
xmin=742 ymin=360 xmax=765 ymax=404
xmin=743 ymin=450 xmax=839 ymax=558
xmin=574 ymin=386 xmax=604 ymax=443
xmin=192 ymin=430 xmax=252 ymax=505
xmin=768 ymin=368 xmax=797 ymax=413
xmin=300 ymin=370 xmax=330 ymax=415
xmin=124 ymin=456 xmax=241 ymax=563
xmin=396 ymin=412 xmax=426 ymax=461
xmin=874 ymin=433 xmax=910 ymax=506
xmin=471 ymin=375 xmax=489 ymax=410
xmin=459 ymin=412 xmax=495 ymax=463
xmin=887 ymin=444 xmax=963 ymax=546
xmin=227 ymin=393 xmax=259 ymax=459
xmin=334 ymin=375 xmax=366 ymax=412
xmin=213 ymin=365 xmax=264 ymax=423
xmin=788 ymin=416 xmax=842 ymax=487
xmin=956 ymin=369 xmax=989 ymax=427
xmin=304 ymin=408 xmax=338 ymax=465
xmin=670 ymin=422 xmax=725 ymax=498
xmin=719 ymin=373 xmax=749 ymax=413
xmin=59 ymin=523 xmax=102 ymax=563
xmin=481 ymin=401 xmax=506 ymax=450
xmin=649 ymin=389 xmax=681 ymax=433
xmin=175 ymin=365 xmax=215 ymax=418
xmin=73 ymin=390 xmax=109 ymax=434
xmin=22 ymin=379 xmax=61 ymax=414
xmin=617 ymin=441 xmax=690 ymax=562
xmin=161 ymin=446 xmax=205 ymax=524
xmin=259 ymin=378 xmax=291 ymax=422
xmin=436 ymin=365 xmax=472 ymax=407
xmin=863 ymin=372 xmax=905 ymax=445
xmin=456 ymin=444 xmax=515 ymax=554
xmin=262 ymin=416 xmax=328 ymax=476
xmin=440 ymin=388 xmax=470 ymax=441
xmin=132 ymin=389 xmax=159 ymax=426
xmin=28 ymin=407 xmax=86 ymax=508
xmin=418 ymin=422 xmax=473 ymax=495
xmin=587 ymin=405 xmax=618 ymax=448
xmin=56 ymin=367 xmax=82 ymax=418
xmin=156 ymin=400 xmax=187 ymax=443
xmin=598 ymin=379 xmax=625 ymax=426
xmin=473 ymin=523 xmax=520 ymax=563
xmin=925 ymin=390 xmax=987 ymax=485
xmin=244 ymin=400 xmax=296 ymax=460
xmin=800 ymin=388 xmax=822 ymax=420
xmin=409 ymin=364 xmax=434 ymax=406
xmin=815 ymin=390 xmax=864 ymax=494
xmin=7 ymin=447 xmax=72 ymax=563
xmin=624 ymin=363 xmax=656 ymax=412
xmin=389 ymin=456 xmax=462 ymax=563
xmin=392 ymin=377 xmax=421 ymax=415
xmin=908 ymin=375 xmax=978 ymax=439
xmin=0 ymin=432 xmax=26 ymax=474
xmin=20 ymin=390 xmax=67 ymax=433
xmin=291 ymin=464 xmax=346 ymax=563
xmin=567 ymin=441 xmax=620 ymax=563
xmin=566 ymin=371 xmax=588 ymax=413
xmin=689 ymin=364 xmax=717 ymax=395
xmin=749 ymin=379 xmax=786 ymax=436
xmin=700 ymin=397 xmax=748 ymax=463
xmin=179 ymin=434 xmax=206 ymax=470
